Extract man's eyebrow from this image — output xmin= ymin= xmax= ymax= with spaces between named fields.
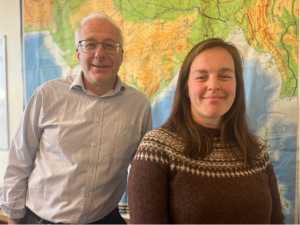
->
xmin=83 ymin=37 xmax=118 ymax=43
xmin=84 ymin=37 xmax=97 ymax=41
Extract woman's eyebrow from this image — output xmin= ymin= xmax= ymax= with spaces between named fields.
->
xmin=192 ymin=69 xmax=208 ymax=74
xmin=192 ymin=68 xmax=234 ymax=74
xmin=218 ymin=68 xmax=235 ymax=73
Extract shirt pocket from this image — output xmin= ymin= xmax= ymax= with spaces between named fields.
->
xmin=110 ymin=122 xmax=140 ymax=160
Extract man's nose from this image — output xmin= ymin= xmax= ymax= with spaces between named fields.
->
xmin=95 ymin=43 xmax=107 ymax=59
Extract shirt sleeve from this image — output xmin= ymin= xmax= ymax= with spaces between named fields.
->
xmin=0 ymin=89 xmax=43 ymax=219
xmin=265 ymin=153 xmax=285 ymax=224
xmin=131 ymin=103 xmax=152 ymax=163
xmin=141 ymin=103 xmax=153 ymax=137
xmin=128 ymin=135 xmax=170 ymax=224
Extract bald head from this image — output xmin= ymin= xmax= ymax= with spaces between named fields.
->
xmin=75 ymin=11 xmax=123 ymax=47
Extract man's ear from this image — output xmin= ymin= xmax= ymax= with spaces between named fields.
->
xmin=120 ymin=49 xmax=124 ymax=62
xmin=76 ymin=47 xmax=80 ymax=62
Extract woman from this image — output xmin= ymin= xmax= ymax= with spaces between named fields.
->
xmin=128 ymin=38 xmax=285 ymax=224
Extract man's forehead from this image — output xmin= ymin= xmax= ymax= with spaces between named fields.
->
xmin=79 ymin=18 xmax=121 ymax=42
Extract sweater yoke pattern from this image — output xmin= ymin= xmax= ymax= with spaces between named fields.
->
xmin=134 ymin=127 xmax=271 ymax=179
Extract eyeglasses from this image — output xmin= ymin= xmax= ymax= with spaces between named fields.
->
xmin=78 ymin=40 xmax=122 ymax=54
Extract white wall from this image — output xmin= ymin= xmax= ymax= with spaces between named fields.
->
xmin=0 ymin=0 xmax=24 ymax=187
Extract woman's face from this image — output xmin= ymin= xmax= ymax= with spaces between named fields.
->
xmin=187 ymin=47 xmax=236 ymax=129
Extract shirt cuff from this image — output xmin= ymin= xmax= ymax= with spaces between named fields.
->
xmin=0 ymin=197 xmax=27 ymax=219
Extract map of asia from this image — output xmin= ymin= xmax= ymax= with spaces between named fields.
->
xmin=23 ymin=0 xmax=299 ymax=223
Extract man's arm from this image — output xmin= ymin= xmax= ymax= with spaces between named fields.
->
xmin=131 ymin=103 xmax=152 ymax=163
xmin=141 ymin=103 xmax=153 ymax=138
xmin=0 ymin=89 xmax=43 ymax=220
xmin=8 ymin=218 xmax=21 ymax=224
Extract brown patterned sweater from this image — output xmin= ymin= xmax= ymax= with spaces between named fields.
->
xmin=128 ymin=127 xmax=285 ymax=224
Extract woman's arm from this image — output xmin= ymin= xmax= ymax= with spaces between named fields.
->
xmin=266 ymin=156 xmax=285 ymax=224
xmin=128 ymin=140 xmax=170 ymax=224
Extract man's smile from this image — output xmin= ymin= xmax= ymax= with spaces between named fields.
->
xmin=92 ymin=64 xmax=110 ymax=68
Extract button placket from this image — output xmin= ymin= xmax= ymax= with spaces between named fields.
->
xmin=80 ymin=98 xmax=104 ymax=222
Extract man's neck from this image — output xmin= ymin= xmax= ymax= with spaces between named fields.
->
xmin=83 ymin=76 xmax=117 ymax=97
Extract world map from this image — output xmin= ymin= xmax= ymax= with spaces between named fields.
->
xmin=23 ymin=0 xmax=298 ymax=223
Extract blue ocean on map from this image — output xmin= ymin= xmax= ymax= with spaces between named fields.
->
xmin=152 ymin=59 xmax=296 ymax=223
xmin=151 ymin=79 xmax=177 ymax=129
xmin=241 ymin=60 xmax=296 ymax=223
xmin=25 ymin=32 xmax=62 ymax=102
xmin=23 ymin=33 xmax=297 ymax=222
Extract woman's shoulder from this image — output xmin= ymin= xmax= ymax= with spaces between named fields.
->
xmin=251 ymin=136 xmax=271 ymax=163
xmin=139 ymin=126 xmax=185 ymax=153
xmin=144 ymin=126 xmax=179 ymax=139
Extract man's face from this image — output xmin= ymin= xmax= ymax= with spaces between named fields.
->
xmin=76 ymin=18 xmax=123 ymax=91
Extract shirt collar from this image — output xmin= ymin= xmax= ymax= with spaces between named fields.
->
xmin=70 ymin=71 xmax=125 ymax=97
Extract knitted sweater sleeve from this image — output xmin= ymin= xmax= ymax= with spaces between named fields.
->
xmin=128 ymin=132 xmax=170 ymax=224
xmin=265 ymin=152 xmax=285 ymax=224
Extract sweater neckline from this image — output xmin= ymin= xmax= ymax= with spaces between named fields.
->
xmin=207 ymin=128 xmax=220 ymax=137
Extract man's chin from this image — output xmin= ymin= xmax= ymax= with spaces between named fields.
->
xmin=88 ymin=73 xmax=117 ymax=84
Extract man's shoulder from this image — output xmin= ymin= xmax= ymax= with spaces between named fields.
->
xmin=37 ymin=75 xmax=77 ymax=92
xmin=122 ymin=83 xmax=150 ymax=104
xmin=123 ymin=83 xmax=146 ymax=96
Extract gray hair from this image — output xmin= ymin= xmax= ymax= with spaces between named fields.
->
xmin=75 ymin=11 xmax=123 ymax=47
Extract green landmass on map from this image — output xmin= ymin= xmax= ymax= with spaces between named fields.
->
xmin=114 ymin=0 xmax=298 ymax=100
xmin=24 ymin=0 xmax=298 ymax=101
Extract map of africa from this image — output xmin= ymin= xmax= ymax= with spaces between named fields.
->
xmin=23 ymin=0 xmax=298 ymax=223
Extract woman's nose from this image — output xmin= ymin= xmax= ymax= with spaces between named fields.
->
xmin=207 ymin=76 xmax=221 ymax=90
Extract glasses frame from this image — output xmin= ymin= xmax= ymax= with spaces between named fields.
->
xmin=78 ymin=40 xmax=122 ymax=55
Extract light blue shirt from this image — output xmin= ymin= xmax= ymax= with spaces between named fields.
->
xmin=0 ymin=72 xmax=152 ymax=223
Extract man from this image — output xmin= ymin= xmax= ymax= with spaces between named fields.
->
xmin=0 ymin=11 xmax=152 ymax=224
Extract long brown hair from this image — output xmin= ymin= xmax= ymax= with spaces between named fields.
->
xmin=163 ymin=38 xmax=261 ymax=165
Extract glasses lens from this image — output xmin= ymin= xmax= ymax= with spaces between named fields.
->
xmin=81 ymin=40 xmax=120 ymax=54
xmin=103 ymin=41 xmax=119 ymax=54
xmin=82 ymin=41 xmax=97 ymax=52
